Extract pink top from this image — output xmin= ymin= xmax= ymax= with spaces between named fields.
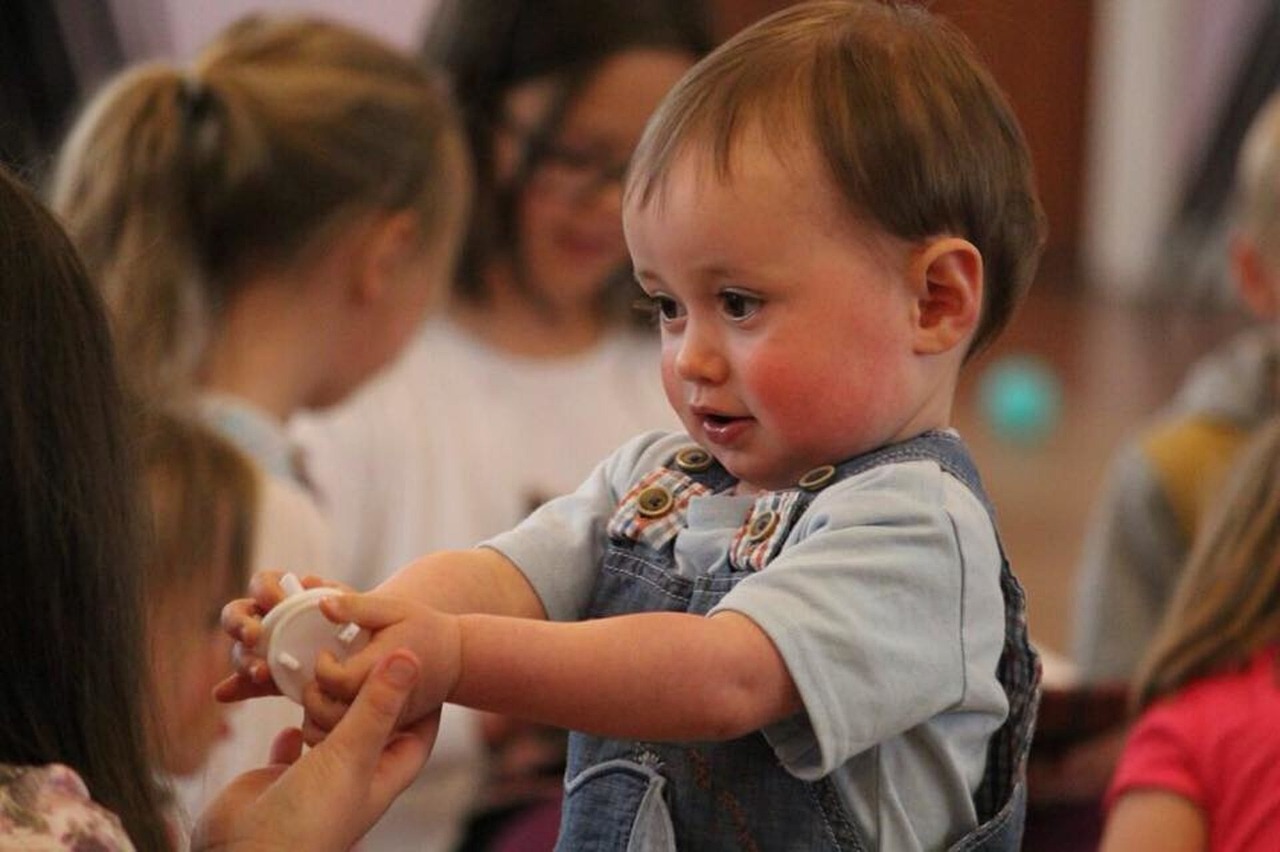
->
xmin=0 ymin=763 xmax=136 ymax=850
xmin=1106 ymin=646 xmax=1280 ymax=850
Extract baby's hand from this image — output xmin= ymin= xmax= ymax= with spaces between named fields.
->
xmin=215 ymin=571 xmax=353 ymax=703
xmin=299 ymin=594 xmax=461 ymax=746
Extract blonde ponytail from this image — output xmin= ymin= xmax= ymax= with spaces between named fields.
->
xmin=50 ymin=14 xmax=466 ymax=402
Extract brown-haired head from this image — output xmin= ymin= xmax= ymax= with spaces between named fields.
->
xmin=49 ymin=14 xmax=468 ymax=400
xmin=627 ymin=0 xmax=1046 ymax=357
xmin=426 ymin=0 xmax=712 ymax=314
xmin=138 ymin=405 xmax=257 ymax=605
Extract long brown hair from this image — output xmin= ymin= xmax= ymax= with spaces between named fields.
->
xmin=0 ymin=165 xmax=170 ymax=849
xmin=1133 ymin=417 xmax=1280 ymax=711
xmin=49 ymin=14 xmax=466 ymax=401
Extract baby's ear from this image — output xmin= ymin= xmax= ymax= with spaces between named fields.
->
xmin=909 ymin=237 xmax=983 ymax=356
xmin=1231 ymin=232 xmax=1280 ymax=320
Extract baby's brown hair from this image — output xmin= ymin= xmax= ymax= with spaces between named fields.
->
xmin=627 ymin=0 xmax=1046 ymax=357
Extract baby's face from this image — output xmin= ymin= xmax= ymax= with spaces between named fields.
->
xmin=625 ymin=134 xmax=934 ymax=492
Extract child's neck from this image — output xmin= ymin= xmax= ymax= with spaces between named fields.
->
xmin=200 ymin=280 xmax=326 ymax=422
xmin=452 ymin=266 xmax=606 ymax=358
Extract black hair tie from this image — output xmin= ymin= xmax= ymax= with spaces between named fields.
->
xmin=179 ymin=76 xmax=216 ymax=127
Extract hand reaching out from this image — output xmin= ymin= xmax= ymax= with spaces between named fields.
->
xmin=217 ymin=571 xmax=354 ymax=703
xmin=302 ymin=593 xmax=463 ymax=746
xmin=192 ymin=649 xmax=438 ymax=852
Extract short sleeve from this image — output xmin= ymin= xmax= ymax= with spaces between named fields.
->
xmin=1105 ymin=699 xmax=1205 ymax=813
xmin=484 ymin=431 xmax=688 ymax=621
xmin=712 ymin=460 xmax=1007 ymax=778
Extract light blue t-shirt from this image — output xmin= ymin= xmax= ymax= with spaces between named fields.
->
xmin=486 ymin=430 xmax=1009 ymax=850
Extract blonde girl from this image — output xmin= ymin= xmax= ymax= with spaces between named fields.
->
xmin=50 ymin=15 xmax=468 ymax=418
xmin=1101 ymin=417 xmax=1280 ymax=851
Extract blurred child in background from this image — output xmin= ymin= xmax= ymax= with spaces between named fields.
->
xmin=138 ymin=407 xmax=257 ymax=786
xmin=1100 ymin=417 xmax=1280 ymax=851
xmin=47 ymin=14 xmax=470 ymax=845
xmin=1042 ymin=89 xmax=1280 ymax=823
xmin=1074 ymin=92 xmax=1280 ymax=686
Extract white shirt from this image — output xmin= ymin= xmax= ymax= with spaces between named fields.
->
xmin=293 ymin=314 xmax=679 ymax=585
xmin=290 ymin=315 xmax=676 ymax=850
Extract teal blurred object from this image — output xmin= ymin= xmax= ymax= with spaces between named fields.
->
xmin=978 ymin=355 xmax=1062 ymax=445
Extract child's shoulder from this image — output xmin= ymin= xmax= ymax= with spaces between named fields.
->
xmin=607 ymin=430 xmax=699 ymax=481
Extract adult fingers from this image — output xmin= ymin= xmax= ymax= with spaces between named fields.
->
xmin=368 ymin=712 xmax=440 ymax=803
xmin=268 ymin=727 xmax=305 ymax=765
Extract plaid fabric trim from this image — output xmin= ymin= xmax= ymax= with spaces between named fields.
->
xmin=607 ymin=467 xmax=712 ymax=551
xmin=973 ymin=562 xmax=1042 ymax=822
xmin=728 ymin=490 xmax=805 ymax=572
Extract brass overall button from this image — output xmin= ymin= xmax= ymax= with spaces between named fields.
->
xmin=746 ymin=510 xmax=779 ymax=542
xmin=637 ymin=485 xmax=675 ymax=518
xmin=674 ymin=446 xmax=713 ymax=473
xmin=797 ymin=464 xmax=837 ymax=492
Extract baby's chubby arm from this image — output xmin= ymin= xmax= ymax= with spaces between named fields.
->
xmin=217 ymin=547 xmax=545 ymax=703
xmin=307 ymin=565 xmax=803 ymax=743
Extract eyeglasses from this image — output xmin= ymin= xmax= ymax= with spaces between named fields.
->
xmin=500 ymin=115 xmax=630 ymax=202
xmin=531 ymin=139 xmax=630 ymax=201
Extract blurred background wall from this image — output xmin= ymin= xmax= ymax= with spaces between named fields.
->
xmin=5 ymin=0 xmax=1275 ymax=306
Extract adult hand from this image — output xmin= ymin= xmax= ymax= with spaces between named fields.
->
xmin=191 ymin=649 xmax=437 ymax=852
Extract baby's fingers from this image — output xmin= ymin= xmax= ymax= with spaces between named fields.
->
xmin=213 ymin=669 xmax=281 ymax=703
xmin=301 ymin=678 xmax=350 ymax=745
xmin=247 ymin=570 xmax=290 ymax=609
xmin=221 ymin=598 xmax=264 ymax=647
xmin=313 ymin=645 xmax=374 ymax=704
xmin=212 ymin=637 xmax=279 ymax=702
xmin=319 ymin=592 xmax=413 ymax=632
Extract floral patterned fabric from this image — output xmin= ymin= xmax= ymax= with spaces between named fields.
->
xmin=0 ymin=763 xmax=135 ymax=850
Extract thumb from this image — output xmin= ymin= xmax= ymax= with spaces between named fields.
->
xmin=319 ymin=649 xmax=421 ymax=777
xmin=367 ymin=711 xmax=440 ymax=804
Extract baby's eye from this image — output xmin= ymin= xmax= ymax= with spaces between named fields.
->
xmin=632 ymin=294 xmax=684 ymax=326
xmin=720 ymin=290 xmax=762 ymax=320
xmin=642 ymin=294 xmax=684 ymax=323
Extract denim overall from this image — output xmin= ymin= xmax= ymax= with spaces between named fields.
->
xmin=556 ymin=431 xmax=1040 ymax=851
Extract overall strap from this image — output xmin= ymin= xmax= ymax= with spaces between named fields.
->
xmin=677 ymin=430 xmax=992 ymax=512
